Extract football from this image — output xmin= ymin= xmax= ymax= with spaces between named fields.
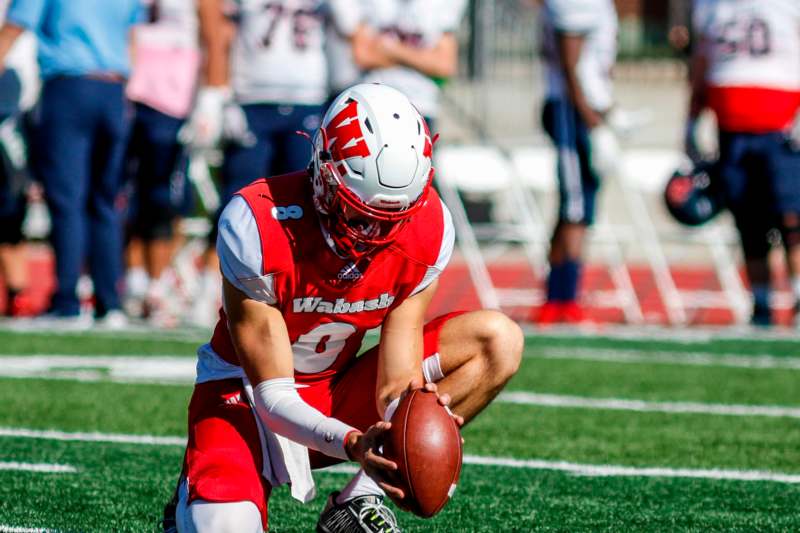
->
xmin=383 ymin=388 xmax=463 ymax=518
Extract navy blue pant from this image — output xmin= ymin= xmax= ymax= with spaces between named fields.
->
xmin=221 ymin=103 xmax=322 ymax=202
xmin=542 ymin=99 xmax=600 ymax=225
xmin=125 ymin=103 xmax=189 ymax=241
xmin=718 ymin=130 xmax=800 ymax=258
xmin=35 ymin=77 xmax=132 ymax=316
xmin=211 ymin=103 xmax=322 ymax=244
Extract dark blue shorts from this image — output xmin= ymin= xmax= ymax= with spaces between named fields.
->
xmin=126 ymin=103 xmax=191 ymax=240
xmin=718 ymin=130 xmax=800 ymax=216
xmin=542 ymin=99 xmax=600 ymax=225
xmin=718 ymin=130 xmax=800 ymax=256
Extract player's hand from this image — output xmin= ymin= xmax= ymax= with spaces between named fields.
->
xmin=344 ymin=423 xmax=406 ymax=501
xmin=589 ymin=124 xmax=621 ymax=177
xmin=222 ymin=102 xmax=257 ymax=147
xmin=684 ymin=118 xmax=703 ymax=163
xmin=402 ymin=379 xmax=465 ymax=428
xmin=178 ymin=85 xmax=230 ymax=149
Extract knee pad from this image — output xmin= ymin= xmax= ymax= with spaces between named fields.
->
xmin=178 ymin=493 xmax=263 ymax=533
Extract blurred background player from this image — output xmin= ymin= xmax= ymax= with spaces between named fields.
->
xmin=534 ymin=0 xmax=619 ymax=324
xmin=0 ymin=0 xmax=38 ymax=317
xmin=183 ymin=0 xmax=362 ymax=327
xmin=0 ymin=0 xmax=145 ymax=327
xmin=123 ymin=0 xmax=200 ymax=326
xmin=354 ymin=0 xmax=467 ymax=131
xmin=688 ymin=0 xmax=800 ymax=326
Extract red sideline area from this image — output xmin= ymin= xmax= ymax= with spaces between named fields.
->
xmin=2 ymin=247 xmax=795 ymax=326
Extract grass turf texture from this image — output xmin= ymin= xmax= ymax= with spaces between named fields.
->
xmin=1 ymin=330 xmax=800 ymax=531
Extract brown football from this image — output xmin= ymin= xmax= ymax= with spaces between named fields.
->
xmin=383 ymin=388 xmax=463 ymax=518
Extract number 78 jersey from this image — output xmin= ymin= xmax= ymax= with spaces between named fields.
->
xmin=228 ymin=0 xmax=359 ymax=105
xmin=693 ymin=0 xmax=800 ymax=131
xmin=206 ymin=172 xmax=454 ymax=384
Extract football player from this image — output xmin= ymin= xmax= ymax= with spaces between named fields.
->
xmin=688 ymin=0 xmax=800 ymax=325
xmin=534 ymin=0 xmax=619 ymax=324
xmin=163 ymin=84 xmax=523 ymax=533
xmin=183 ymin=0 xmax=363 ymax=327
xmin=124 ymin=0 xmax=200 ymax=326
xmin=353 ymin=0 xmax=467 ymax=131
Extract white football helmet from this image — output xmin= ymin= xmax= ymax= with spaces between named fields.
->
xmin=311 ymin=83 xmax=435 ymax=258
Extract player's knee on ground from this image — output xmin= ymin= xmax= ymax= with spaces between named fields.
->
xmin=180 ymin=500 xmax=262 ymax=533
xmin=471 ymin=310 xmax=523 ymax=384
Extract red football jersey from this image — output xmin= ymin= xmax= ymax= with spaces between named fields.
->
xmin=209 ymin=171 xmax=452 ymax=384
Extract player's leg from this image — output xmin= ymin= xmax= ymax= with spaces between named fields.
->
xmin=427 ymin=310 xmax=523 ymax=423
xmin=131 ymin=104 xmax=186 ymax=325
xmin=35 ymin=77 xmax=93 ymax=317
xmin=538 ymin=99 xmax=594 ymax=322
xmin=171 ymin=378 xmax=271 ymax=533
xmin=87 ymin=79 xmax=131 ymax=320
xmin=719 ymin=132 xmax=773 ymax=324
xmin=767 ymin=132 xmax=800 ymax=320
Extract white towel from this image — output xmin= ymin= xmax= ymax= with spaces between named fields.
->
xmin=195 ymin=344 xmax=317 ymax=502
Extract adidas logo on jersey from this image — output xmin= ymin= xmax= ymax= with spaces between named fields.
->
xmin=337 ymin=262 xmax=362 ymax=281
xmin=293 ymin=293 xmax=395 ymax=314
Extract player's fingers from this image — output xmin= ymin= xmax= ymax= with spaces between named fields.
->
xmin=423 ymin=382 xmax=438 ymax=393
xmin=378 ymin=481 xmax=405 ymax=501
xmin=406 ymin=377 xmax=424 ymax=393
xmin=365 ymin=448 xmax=397 ymax=471
xmin=437 ymin=392 xmax=451 ymax=406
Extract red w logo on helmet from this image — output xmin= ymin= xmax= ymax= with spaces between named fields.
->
xmin=326 ymin=100 xmax=371 ymax=161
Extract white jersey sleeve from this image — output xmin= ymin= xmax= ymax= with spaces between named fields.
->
xmin=410 ymin=199 xmax=455 ymax=296
xmin=217 ymin=196 xmax=278 ymax=304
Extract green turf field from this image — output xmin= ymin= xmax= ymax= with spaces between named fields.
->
xmin=1 ymin=327 xmax=799 ymax=532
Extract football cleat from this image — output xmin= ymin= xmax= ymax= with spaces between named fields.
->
xmin=160 ymin=489 xmax=178 ymax=533
xmin=317 ymin=491 xmax=401 ymax=533
xmin=533 ymin=301 xmax=562 ymax=325
xmin=750 ymin=303 xmax=772 ymax=327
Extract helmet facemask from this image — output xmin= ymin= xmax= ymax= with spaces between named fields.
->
xmin=312 ymin=127 xmax=430 ymax=259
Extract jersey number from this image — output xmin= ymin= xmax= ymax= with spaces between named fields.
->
xmin=292 ymin=322 xmax=357 ymax=373
xmin=715 ymin=17 xmax=771 ymax=58
xmin=260 ymin=2 xmax=319 ymax=50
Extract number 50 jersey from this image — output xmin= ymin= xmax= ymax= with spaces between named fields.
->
xmin=204 ymin=171 xmax=454 ymax=384
xmin=693 ymin=0 xmax=800 ymax=132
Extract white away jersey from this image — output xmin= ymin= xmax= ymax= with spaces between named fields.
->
xmin=360 ymin=0 xmax=467 ymax=119
xmin=229 ymin=0 xmax=329 ymax=105
xmin=540 ymin=0 xmax=617 ymax=112
xmin=693 ymin=0 xmax=800 ymax=91
xmin=324 ymin=0 xmax=365 ymax=94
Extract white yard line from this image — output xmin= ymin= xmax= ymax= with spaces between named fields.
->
xmin=321 ymin=456 xmax=800 ymax=484
xmin=498 ymin=391 xmax=800 ymax=419
xmin=0 ymin=461 xmax=76 ymax=473
xmin=0 ymin=356 xmax=196 ymax=384
xmin=0 ymin=428 xmax=185 ymax=446
xmin=0 ymin=527 xmax=54 ymax=533
xmin=2 ymin=427 xmax=799 ymax=484
xmin=530 ymin=347 xmax=800 ymax=370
